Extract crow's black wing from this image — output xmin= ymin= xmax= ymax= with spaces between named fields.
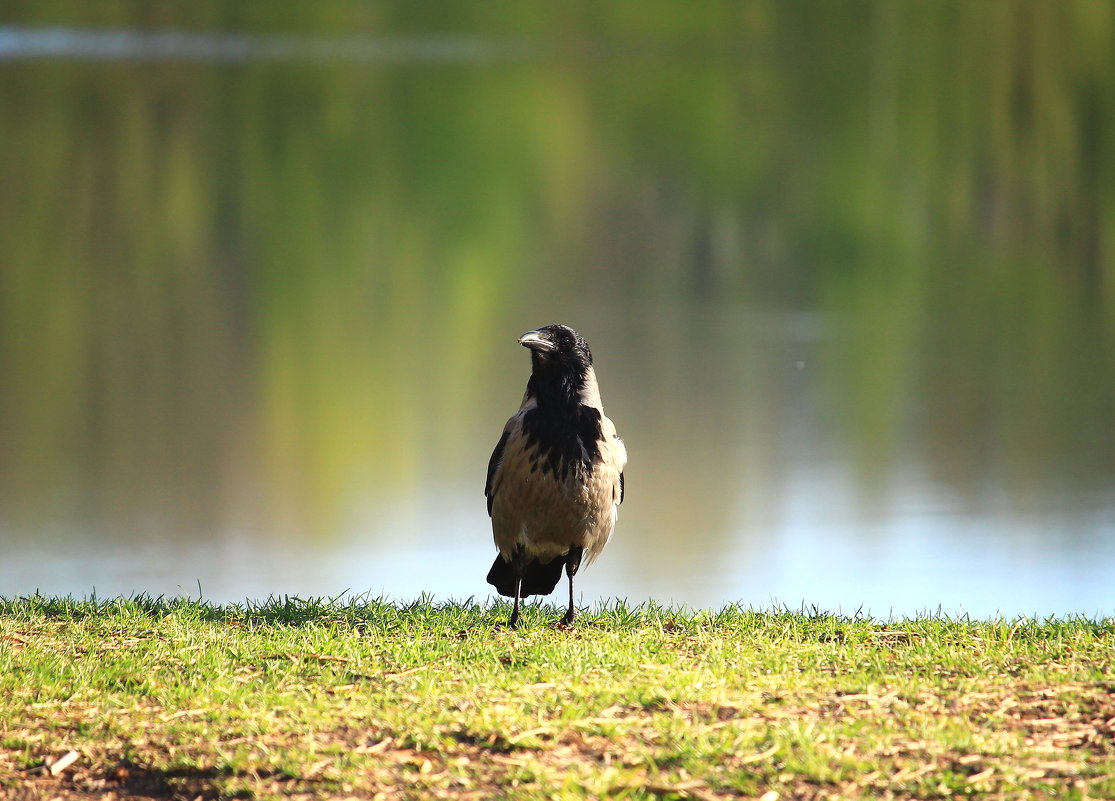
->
xmin=484 ymin=428 xmax=510 ymax=517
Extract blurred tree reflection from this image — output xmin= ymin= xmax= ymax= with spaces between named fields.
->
xmin=0 ymin=0 xmax=1111 ymax=548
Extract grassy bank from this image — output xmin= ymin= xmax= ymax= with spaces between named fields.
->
xmin=1 ymin=596 xmax=1112 ymax=800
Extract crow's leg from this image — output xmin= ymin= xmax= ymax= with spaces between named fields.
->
xmin=560 ymin=546 xmax=584 ymax=626
xmin=508 ymin=545 xmax=527 ymax=628
xmin=508 ymin=580 xmax=522 ymax=628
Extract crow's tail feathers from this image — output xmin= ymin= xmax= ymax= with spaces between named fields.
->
xmin=486 ymin=552 xmax=565 ymax=598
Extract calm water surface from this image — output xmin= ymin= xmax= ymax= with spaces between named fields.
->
xmin=1 ymin=6 xmax=1113 ymax=618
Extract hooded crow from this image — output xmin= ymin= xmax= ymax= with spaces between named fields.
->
xmin=485 ymin=324 xmax=627 ymax=627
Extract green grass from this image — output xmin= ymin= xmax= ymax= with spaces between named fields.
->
xmin=1 ymin=595 xmax=1112 ymax=800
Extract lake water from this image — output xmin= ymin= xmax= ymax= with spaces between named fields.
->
xmin=2 ymin=5 xmax=1113 ymax=619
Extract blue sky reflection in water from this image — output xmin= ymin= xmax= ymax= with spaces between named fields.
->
xmin=1 ymin=5 xmax=1114 ymax=618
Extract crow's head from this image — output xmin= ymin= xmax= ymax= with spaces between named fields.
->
xmin=518 ymin=324 xmax=593 ymax=373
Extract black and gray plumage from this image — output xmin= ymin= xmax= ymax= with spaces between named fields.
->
xmin=484 ymin=324 xmax=627 ymax=627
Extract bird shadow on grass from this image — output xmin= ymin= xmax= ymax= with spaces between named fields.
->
xmin=0 ymin=590 xmax=532 ymax=630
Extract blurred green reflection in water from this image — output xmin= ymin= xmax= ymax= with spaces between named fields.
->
xmin=0 ymin=2 xmax=1112 ymax=612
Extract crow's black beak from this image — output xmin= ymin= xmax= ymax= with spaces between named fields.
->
xmin=518 ymin=330 xmax=556 ymax=352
